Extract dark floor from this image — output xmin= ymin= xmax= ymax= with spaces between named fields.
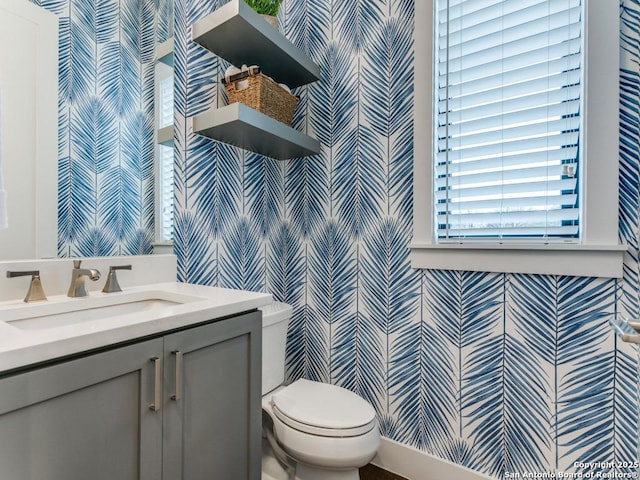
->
xmin=360 ymin=463 xmax=409 ymax=480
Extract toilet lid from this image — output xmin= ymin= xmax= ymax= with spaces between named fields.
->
xmin=271 ymin=379 xmax=376 ymax=436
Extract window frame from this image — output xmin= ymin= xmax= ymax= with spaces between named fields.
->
xmin=153 ymin=60 xmax=175 ymax=252
xmin=410 ymin=0 xmax=625 ymax=278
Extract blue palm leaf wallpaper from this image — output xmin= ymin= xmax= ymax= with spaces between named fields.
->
xmin=245 ymin=152 xmax=285 ymax=238
xmin=310 ymin=42 xmax=358 ymax=148
xmin=389 ymin=309 xmax=456 ymax=452
xmin=174 ymin=210 xmax=217 ymax=285
xmin=286 ymin=155 xmax=329 ymax=239
xmin=334 ymin=0 xmax=384 ymax=53
xmin=465 ymin=334 xmax=550 ymax=476
xmin=333 ymin=124 xmax=385 ymax=238
xmin=361 ymin=16 xmax=413 ymax=139
xmin=187 ymin=137 xmax=242 ymax=237
xmin=286 ymin=303 xmax=330 ymax=383
xmin=307 ymin=220 xmax=356 ymax=320
xmin=266 ymin=222 xmax=305 ymax=305
xmin=37 ymin=0 xmax=640 ymax=476
xmin=332 ymin=310 xmax=386 ymax=415
xmin=220 ymin=216 xmax=265 ymax=292
xmin=35 ymin=0 xmax=158 ymax=257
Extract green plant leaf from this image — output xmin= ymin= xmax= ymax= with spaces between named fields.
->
xmin=244 ymin=0 xmax=281 ymax=16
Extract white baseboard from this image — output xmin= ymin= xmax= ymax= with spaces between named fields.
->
xmin=371 ymin=437 xmax=492 ymax=480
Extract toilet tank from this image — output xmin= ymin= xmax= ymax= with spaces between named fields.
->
xmin=259 ymin=302 xmax=293 ymax=395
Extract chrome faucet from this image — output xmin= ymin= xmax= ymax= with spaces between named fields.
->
xmin=67 ymin=260 xmax=101 ymax=298
xmin=6 ymin=270 xmax=47 ymax=303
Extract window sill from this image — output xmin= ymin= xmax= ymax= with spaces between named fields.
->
xmin=152 ymin=241 xmax=174 ymax=255
xmin=409 ymin=242 xmax=627 ymax=278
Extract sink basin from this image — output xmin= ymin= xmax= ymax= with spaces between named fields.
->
xmin=0 ymin=290 xmax=206 ymax=331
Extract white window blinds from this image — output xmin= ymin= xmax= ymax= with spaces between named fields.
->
xmin=435 ymin=0 xmax=583 ymax=241
xmin=158 ymin=74 xmax=174 ymax=242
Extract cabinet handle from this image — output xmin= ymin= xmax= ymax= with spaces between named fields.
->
xmin=150 ymin=357 xmax=161 ymax=412
xmin=171 ymin=351 xmax=182 ymax=401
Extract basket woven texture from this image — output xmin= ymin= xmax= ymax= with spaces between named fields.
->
xmin=224 ymin=72 xmax=298 ymax=125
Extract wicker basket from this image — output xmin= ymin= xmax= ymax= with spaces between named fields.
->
xmin=223 ymin=68 xmax=298 ymax=126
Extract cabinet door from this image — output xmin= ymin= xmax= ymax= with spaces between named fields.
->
xmin=0 ymin=339 xmax=164 ymax=480
xmin=162 ymin=312 xmax=262 ymax=480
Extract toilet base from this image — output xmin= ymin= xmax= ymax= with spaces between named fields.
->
xmin=295 ymin=463 xmax=360 ymax=480
xmin=262 ymin=431 xmax=294 ymax=480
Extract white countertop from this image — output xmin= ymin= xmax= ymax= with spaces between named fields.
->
xmin=0 ymin=282 xmax=272 ymax=373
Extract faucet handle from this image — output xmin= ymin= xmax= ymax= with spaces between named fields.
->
xmin=102 ymin=265 xmax=132 ymax=293
xmin=6 ymin=270 xmax=47 ymax=303
xmin=73 ymin=259 xmax=82 ymax=269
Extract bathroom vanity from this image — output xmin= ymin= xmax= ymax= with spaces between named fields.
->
xmin=0 ymin=258 xmax=270 ymax=480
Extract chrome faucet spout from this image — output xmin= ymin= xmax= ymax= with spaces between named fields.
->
xmin=80 ymin=269 xmax=101 ymax=281
xmin=67 ymin=260 xmax=101 ymax=297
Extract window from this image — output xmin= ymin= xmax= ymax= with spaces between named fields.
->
xmin=437 ymin=0 xmax=582 ymax=241
xmin=411 ymin=0 xmax=624 ymax=277
xmin=155 ymin=60 xmax=174 ymax=246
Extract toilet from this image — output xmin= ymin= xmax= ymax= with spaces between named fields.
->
xmin=260 ymin=302 xmax=380 ymax=480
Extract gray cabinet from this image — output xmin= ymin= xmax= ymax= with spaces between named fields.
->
xmin=0 ymin=310 xmax=262 ymax=480
xmin=162 ymin=312 xmax=262 ymax=480
xmin=0 ymin=338 xmax=164 ymax=480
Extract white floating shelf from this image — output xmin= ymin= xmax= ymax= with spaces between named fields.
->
xmin=157 ymin=38 xmax=174 ymax=67
xmin=191 ymin=0 xmax=320 ymax=88
xmin=193 ymin=103 xmax=321 ymax=160
xmin=157 ymin=125 xmax=173 ymax=146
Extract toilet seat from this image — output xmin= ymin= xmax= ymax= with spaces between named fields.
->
xmin=271 ymin=379 xmax=376 ymax=437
